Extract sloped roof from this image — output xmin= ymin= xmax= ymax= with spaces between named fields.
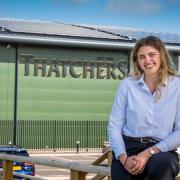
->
xmin=0 ymin=18 xmax=129 ymax=40
xmin=0 ymin=18 xmax=180 ymax=51
xmin=83 ymin=24 xmax=180 ymax=44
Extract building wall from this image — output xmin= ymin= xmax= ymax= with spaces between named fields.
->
xmin=0 ymin=45 xmax=15 ymax=121
xmin=0 ymin=44 xmax=129 ymax=121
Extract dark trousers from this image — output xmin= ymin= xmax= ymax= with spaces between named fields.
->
xmin=111 ymin=136 xmax=179 ymax=180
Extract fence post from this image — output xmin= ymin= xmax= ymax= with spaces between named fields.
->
xmin=53 ymin=120 xmax=57 ymax=152
xmin=107 ymin=151 xmax=112 ymax=180
xmin=86 ymin=121 xmax=88 ymax=152
xmin=76 ymin=140 xmax=80 ymax=153
xmin=107 ymin=151 xmax=112 ymax=167
xmin=70 ymin=170 xmax=86 ymax=180
xmin=3 ymin=160 xmax=13 ymax=179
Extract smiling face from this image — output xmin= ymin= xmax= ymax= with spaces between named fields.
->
xmin=137 ymin=45 xmax=161 ymax=76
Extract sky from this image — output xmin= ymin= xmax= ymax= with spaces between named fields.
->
xmin=0 ymin=0 xmax=180 ymax=34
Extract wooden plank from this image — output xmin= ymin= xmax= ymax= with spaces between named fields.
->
xmin=0 ymin=154 xmax=110 ymax=176
xmin=92 ymin=152 xmax=107 ymax=165
xmin=91 ymin=174 xmax=106 ymax=180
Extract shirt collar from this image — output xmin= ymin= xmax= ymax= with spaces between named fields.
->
xmin=137 ymin=74 xmax=145 ymax=86
xmin=163 ymin=78 xmax=168 ymax=87
xmin=163 ymin=76 xmax=175 ymax=86
xmin=136 ymin=74 xmax=170 ymax=87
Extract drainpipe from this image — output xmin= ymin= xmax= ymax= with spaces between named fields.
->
xmin=13 ymin=44 xmax=19 ymax=145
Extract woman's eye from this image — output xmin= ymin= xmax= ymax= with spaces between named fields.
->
xmin=138 ymin=56 xmax=145 ymax=61
xmin=150 ymin=53 xmax=156 ymax=57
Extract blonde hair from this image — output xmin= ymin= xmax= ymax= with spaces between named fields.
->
xmin=130 ymin=36 xmax=175 ymax=86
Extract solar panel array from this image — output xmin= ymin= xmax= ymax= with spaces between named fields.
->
xmin=0 ymin=18 xmax=180 ymax=44
xmin=0 ymin=19 xmax=126 ymax=40
xmin=83 ymin=24 xmax=180 ymax=43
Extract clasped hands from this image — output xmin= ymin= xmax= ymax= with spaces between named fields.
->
xmin=120 ymin=150 xmax=151 ymax=175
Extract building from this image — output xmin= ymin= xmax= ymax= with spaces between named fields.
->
xmin=0 ymin=18 xmax=180 ymax=149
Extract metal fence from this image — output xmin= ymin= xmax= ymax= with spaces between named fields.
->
xmin=0 ymin=120 xmax=108 ymax=151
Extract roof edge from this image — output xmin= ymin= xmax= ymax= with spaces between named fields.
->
xmin=0 ymin=34 xmax=180 ymax=52
xmin=0 ymin=34 xmax=134 ymax=49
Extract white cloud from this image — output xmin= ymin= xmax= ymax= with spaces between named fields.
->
xmin=106 ymin=0 xmax=162 ymax=15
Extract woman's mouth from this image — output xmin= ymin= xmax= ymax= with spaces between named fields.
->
xmin=145 ymin=63 xmax=155 ymax=69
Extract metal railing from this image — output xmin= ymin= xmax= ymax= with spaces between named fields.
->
xmin=0 ymin=120 xmax=108 ymax=151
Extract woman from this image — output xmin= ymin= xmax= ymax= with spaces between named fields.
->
xmin=108 ymin=36 xmax=180 ymax=180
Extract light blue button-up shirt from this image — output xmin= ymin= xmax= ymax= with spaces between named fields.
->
xmin=108 ymin=75 xmax=180 ymax=159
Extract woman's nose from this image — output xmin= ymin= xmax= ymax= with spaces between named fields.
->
xmin=144 ymin=55 xmax=151 ymax=62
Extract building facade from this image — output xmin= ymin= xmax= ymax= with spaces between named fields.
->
xmin=0 ymin=18 xmax=180 ymax=149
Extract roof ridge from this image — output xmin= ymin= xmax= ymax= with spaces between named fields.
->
xmin=69 ymin=24 xmax=136 ymax=41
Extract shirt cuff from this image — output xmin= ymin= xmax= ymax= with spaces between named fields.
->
xmin=155 ymin=141 xmax=169 ymax=152
xmin=114 ymin=149 xmax=126 ymax=160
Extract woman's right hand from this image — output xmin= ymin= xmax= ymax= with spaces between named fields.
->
xmin=124 ymin=156 xmax=141 ymax=175
xmin=119 ymin=154 xmax=140 ymax=175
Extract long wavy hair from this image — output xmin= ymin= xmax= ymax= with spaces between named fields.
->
xmin=130 ymin=36 xmax=175 ymax=86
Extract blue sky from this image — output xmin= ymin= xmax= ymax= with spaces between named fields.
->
xmin=1 ymin=0 xmax=180 ymax=34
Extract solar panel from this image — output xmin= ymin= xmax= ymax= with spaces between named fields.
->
xmin=0 ymin=18 xmax=180 ymax=44
xmin=0 ymin=19 xmax=126 ymax=40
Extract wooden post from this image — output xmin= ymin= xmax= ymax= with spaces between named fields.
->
xmin=107 ymin=151 xmax=112 ymax=167
xmin=107 ymin=150 xmax=112 ymax=180
xmin=70 ymin=170 xmax=86 ymax=180
xmin=3 ymin=160 xmax=13 ymax=180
